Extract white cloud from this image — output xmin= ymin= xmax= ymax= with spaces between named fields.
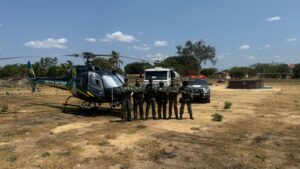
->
xmin=239 ymin=44 xmax=250 ymax=50
xmin=247 ymin=56 xmax=256 ymax=59
xmin=84 ymin=38 xmax=97 ymax=42
xmin=258 ymin=44 xmax=271 ymax=50
xmin=217 ymin=54 xmax=225 ymax=60
xmin=265 ymin=16 xmax=281 ymax=22
xmin=154 ymin=40 xmax=168 ymax=47
xmin=24 ymin=38 xmax=67 ymax=49
xmin=217 ymin=52 xmax=230 ymax=60
xmin=147 ymin=53 xmax=168 ymax=61
xmin=133 ymin=44 xmax=150 ymax=51
xmin=274 ymin=55 xmax=281 ymax=58
xmin=285 ymin=37 xmax=297 ymax=42
xmin=101 ymin=31 xmax=136 ymax=42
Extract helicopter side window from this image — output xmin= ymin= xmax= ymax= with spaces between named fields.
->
xmin=95 ymin=79 xmax=100 ymax=85
xmin=89 ymin=72 xmax=103 ymax=89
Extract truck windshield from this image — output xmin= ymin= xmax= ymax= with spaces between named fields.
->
xmin=145 ymin=71 xmax=168 ymax=80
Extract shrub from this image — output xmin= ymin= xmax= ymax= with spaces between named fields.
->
xmin=7 ymin=155 xmax=17 ymax=162
xmin=136 ymin=124 xmax=146 ymax=129
xmin=1 ymin=105 xmax=8 ymax=112
xmin=224 ymin=101 xmax=232 ymax=109
xmin=211 ymin=113 xmax=223 ymax=122
xmin=98 ymin=139 xmax=110 ymax=146
xmin=41 ymin=152 xmax=50 ymax=158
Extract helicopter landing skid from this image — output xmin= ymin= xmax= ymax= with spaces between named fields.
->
xmin=63 ymin=96 xmax=98 ymax=112
xmin=63 ymin=96 xmax=77 ymax=112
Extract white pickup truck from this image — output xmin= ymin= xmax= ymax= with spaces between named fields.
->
xmin=143 ymin=67 xmax=181 ymax=86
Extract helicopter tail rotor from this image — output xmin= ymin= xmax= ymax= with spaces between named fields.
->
xmin=27 ymin=61 xmax=37 ymax=92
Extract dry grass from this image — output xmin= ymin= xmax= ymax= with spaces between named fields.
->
xmin=0 ymin=81 xmax=299 ymax=168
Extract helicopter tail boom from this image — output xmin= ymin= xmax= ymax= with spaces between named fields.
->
xmin=27 ymin=61 xmax=37 ymax=92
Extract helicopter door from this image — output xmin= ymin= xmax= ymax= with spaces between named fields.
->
xmin=88 ymin=72 xmax=104 ymax=99
xmin=76 ymin=72 xmax=89 ymax=92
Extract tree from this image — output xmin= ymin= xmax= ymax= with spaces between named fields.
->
xmin=91 ymin=57 xmax=123 ymax=73
xmin=229 ymin=67 xmax=254 ymax=79
xmin=124 ymin=62 xmax=152 ymax=74
xmin=38 ymin=57 xmax=58 ymax=70
xmin=294 ymin=64 xmax=300 ymax=78
xmin=60 ymin=60 xmax=73 ymax=71
xmin=200 ymin=68 xmax=218 ymax=77
xmin=177 ymin=40 xmax=216 ymax=72
xmin=0 ymin=64 xmax=28 ymax=79
xmin=47 ymin=66 xmax=64 ymax=77
xmin=109 ymin=51 xmax=123 ymax=68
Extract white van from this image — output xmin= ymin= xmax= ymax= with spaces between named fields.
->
xmin=144 ymin=67 xmax=181 ymax=86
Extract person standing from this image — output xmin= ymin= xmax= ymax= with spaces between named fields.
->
xmin=144 ymin=77 xmax=157 ymax=120
xmin=156 ymin=81 xmax=168 ymax=119
xmin=132 ymin=79 xmax=144 ymax=120
xmin=179 ymin=80 xmax=194 ymax=120
xmin=167 ymin=79 xmax=179 ymax=119
xmin=121 ymin=78 xmax=133 ymax=121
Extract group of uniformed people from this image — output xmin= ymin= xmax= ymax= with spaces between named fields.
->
xmin=121 ymin=77 xmax=194 ymax=122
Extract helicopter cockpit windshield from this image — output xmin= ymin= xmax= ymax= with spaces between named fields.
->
xmin=102 ymin=74 xmax=124 ymax=88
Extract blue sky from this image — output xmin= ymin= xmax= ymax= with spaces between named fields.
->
xmin=0 ymin=0 xmax=299 ymax=70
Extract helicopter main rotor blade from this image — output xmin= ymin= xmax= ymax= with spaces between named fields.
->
xmin=119 ymin=55 xmax=148 ymax=62
xmin=0 ymin=56 xmax=42 ymax=60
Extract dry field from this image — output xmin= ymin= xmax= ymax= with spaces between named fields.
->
xmin=0 ymin=80 xmax=299 ymax=169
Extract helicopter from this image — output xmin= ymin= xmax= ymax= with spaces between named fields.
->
xmin=1 ymin=52 xmax=148 ymax=112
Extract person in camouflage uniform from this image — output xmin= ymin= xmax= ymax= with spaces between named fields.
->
xmin=167 ymin=79 xmax=179 ymax=119
xmin=144 ymin=77 xmax=157 ymax=120
xmin=132 ymin=79 xmax=144 ymax=120
xmin=156 ymin=81 xmax=168 ymax=119
xmin=121 ymin=78 xmax=133 ymax=121
xmin=179 ymin=80 xmax=194 ymax=120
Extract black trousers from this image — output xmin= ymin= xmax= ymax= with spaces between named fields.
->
xmin=146 ymin=98 xmax=156 ymax=119
xmin=121 ymin=99 xmax=132 ymax=121
xmin=157 ymin=100 xmax=167 ymax=119
xmin=179 ymin=101 xmax=192 ymax=118
xmin=168 ymin=96 xmax=178 ymax=118
xmin=133 ymin=98 xmax=144 ymax=119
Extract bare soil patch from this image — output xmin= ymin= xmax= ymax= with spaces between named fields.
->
xmin=0 ymin=82 xmax=299 ymax=168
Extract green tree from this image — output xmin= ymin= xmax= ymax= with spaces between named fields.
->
xmin=60 ymin=60 xmax=73 ymax=71
xmin=200 ymin=68 xmax=218 ymax=77
xmin=293 ymin=64 xmax=300 ymax=78
xmin=177 ymin=40 xmax=216 ymax=73
xmin=91 ymin=57 xmax=123 ymax=73
xmin=0 ymin=64 xmax=28 ymax=79
xmin=47 ymin=66 xmax=64 ymax=77
xmin=109 ymin=51 xmax=123 ymax=68
xmin=229 ymin=67 xmax=254 ymax=79
xmin=124 ymin=62 xmax=152 ymax=74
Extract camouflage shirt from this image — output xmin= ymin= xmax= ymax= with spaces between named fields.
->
xmin=167 ymin=85 xmax=179 ymax=97
xmin=132 ymin=85 xmax=144 ymax=99
xmin=144 ymin=84 xmax=156 ymax=99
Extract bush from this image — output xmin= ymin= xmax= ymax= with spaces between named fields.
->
xmin=41 ymin=152 xmax=50 ymax=158
xmin=136 ymin=124 xmax=147 ymax=129
xmin=7 ymin=155 xmax=17 ymax=162
xmin=211 ymin=113 xmax=223 ymax=122
xmin=224 ymin=101 xmax=232 ymax=109
xmin=1 ymin=105 xmax=8 ymax=112
xmin=98 ymin=139 xmax=110 ymax=146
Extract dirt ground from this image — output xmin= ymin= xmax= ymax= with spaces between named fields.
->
xmin=0 ymin=81 xmax=299 ymax=169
